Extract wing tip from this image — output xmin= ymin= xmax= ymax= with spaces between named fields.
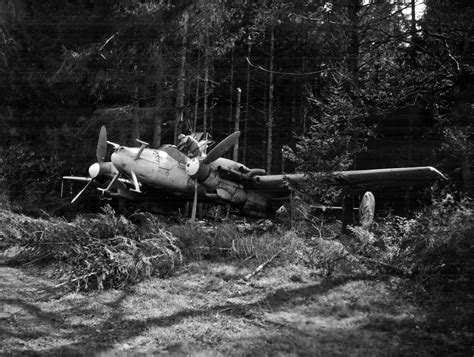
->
xmin=427 ymin=166 xmax=448 ymax=180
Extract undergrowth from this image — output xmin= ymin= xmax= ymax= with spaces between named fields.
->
xmin=0 ymin=206 xmax=182 ymax=290
xmin=289 ymin=190 xmax=474 ymax=294
xmin=347 ymin=192 xmax=474 ymax=291
xmin=1 ymin=190 xmax=472 ymax=295
xmin=0 ymin=207 xmax=306 ymax=291
xmin=168 ymin=220 xmax=306 ymax=264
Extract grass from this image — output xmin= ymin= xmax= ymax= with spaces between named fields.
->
xmin=1 ymin=261 xmax=471 ymax=356
xmin=1 ymin=205 xmax=473 ymax=355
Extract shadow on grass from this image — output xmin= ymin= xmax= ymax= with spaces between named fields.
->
xmin=1 ymin=271 xmax=366 ymax=355
xmin=2 ymin=266 xmax=472 ymax=356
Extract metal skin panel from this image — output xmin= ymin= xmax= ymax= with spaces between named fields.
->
xmin=111 ymin=146 xmax=194 ymax=193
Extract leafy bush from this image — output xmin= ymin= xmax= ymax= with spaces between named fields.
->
xmin=405 ymin=194 xmax=474 ymax=290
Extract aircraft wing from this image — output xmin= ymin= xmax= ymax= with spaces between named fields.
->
xmin=250 ymin=166 xmax=446 ymax=194
xmin=62 ymin=176 xmax=93 ymax=183
xmin=63 ymin=175 xmax=134 ymax=187
xmin=331 ymin=166 xmax=447 ymax=190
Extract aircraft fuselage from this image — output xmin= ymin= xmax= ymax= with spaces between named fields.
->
xmin=111 ymin=146 xmax=195 ymax=193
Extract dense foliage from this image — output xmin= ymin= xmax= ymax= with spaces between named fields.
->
xmin=0 ymin=0 xmax=472 ymax=212
xmin=1 ymin=189 xmax=472 ymax=295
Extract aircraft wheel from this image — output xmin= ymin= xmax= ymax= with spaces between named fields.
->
xmin=359 ymin=191 xmax=375 ymax=227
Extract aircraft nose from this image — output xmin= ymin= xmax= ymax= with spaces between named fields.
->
xmin=185 ymin=158 xmax=201 ymax=177
xmin=111 ymin=152 xmax=120 ymax=166
xmin=88 ymin=163 xmax=100 ymax=178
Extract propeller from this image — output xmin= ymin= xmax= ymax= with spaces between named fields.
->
xmin=185 ymin=131 xmax=240 ymax=221
xmin=96 ymin=125 xmax=108 ymax=162
xmin=185 ymin=131 xmax=240 ymax=181
xmin=68 ymin=126 xmax=117 ymax=203
xmin=71 ymin=179 xmax=94 ymax=203
xmin=203 ymin=131 xmax=240 ymax=164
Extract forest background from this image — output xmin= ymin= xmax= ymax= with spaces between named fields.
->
xmin=0 ymin=0 xmax=473 ymax=215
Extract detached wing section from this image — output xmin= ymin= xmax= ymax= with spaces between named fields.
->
xmin=331 ymin=166 xmax=447 ymax=191
xmin=249 ymin=166 xmax=446 ymax=198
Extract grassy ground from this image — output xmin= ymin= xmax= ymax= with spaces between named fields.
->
xmin=1 ymin=259 xmax=471 ymax=356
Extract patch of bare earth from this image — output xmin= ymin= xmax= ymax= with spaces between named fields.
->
xmin=0 ymin=261 xmax=471 ymax=356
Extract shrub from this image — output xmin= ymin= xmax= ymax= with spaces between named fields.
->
xmin=0 ymin=206 xmax=182 ymax=290
xmin=348 ymin=191 xmax=474 ymax=290
xmin=167 ymin=219 xmax=308 ymax=267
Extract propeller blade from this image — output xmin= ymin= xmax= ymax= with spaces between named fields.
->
xmin=71 ymin=179 xmax=94 ymax=204
xmin=97 ymin=126 xmax=108 ymax=163
xmin=203 ymin=131 xmax=240 ymax=164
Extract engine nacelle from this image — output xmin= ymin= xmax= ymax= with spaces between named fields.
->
xmin=88 ymin=162 xmax=118 ymax=178
xmin=213 ymin=179 xmax=269 ymax=217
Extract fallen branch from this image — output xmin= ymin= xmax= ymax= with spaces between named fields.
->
xmin=244 ymin=250 xmax=281 ymax=281
xmin=354 ymin=254 xmax=410 ymax=276
xmin=54 ymin=272 xmax=97 ymax=289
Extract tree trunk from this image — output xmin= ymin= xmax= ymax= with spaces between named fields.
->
xmin=300 ymin=55 xmax=307 ymax=134
xmin=132 ymin=87 xmax=140 ymax=146
xmin=410 ymin=0 xmax=417 ymax=63
xmin=153 ymin=101 xmax=162 ymax=148
xmin=174 ymin=12 xmax=188 ymax=144
xmin=266 ymin=26 xmax=275 ymax=174
xmin=203 ymin=53 xmax=209 ymax=138
xmin=342 ymin=194 xmax=355 ymax=233
xmin=131 ymin=111 xmax=140 ymax=146
xmin=347 ymin=0 xmax=361 ymax=88
xmin=243 ymin=39 xmax=251 ymax=164
xmin=120 ymin=117 xmax=128 ymax=145
xmin=233 ymin=88 xmax=241 ymax=161
xmin=193 ymin=55 xmax=200 ymax=133
xmin=229 ymin=49 xmax=234 ymax=133
xmin=153 ymin=44 xmax=164 ymax=148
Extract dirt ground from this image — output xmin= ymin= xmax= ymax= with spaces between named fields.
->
xmin=1 ymin=260 xmax=472 ymax=356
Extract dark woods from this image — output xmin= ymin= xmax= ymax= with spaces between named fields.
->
xmin=0 ymin=0 xmax=473 ymax=214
